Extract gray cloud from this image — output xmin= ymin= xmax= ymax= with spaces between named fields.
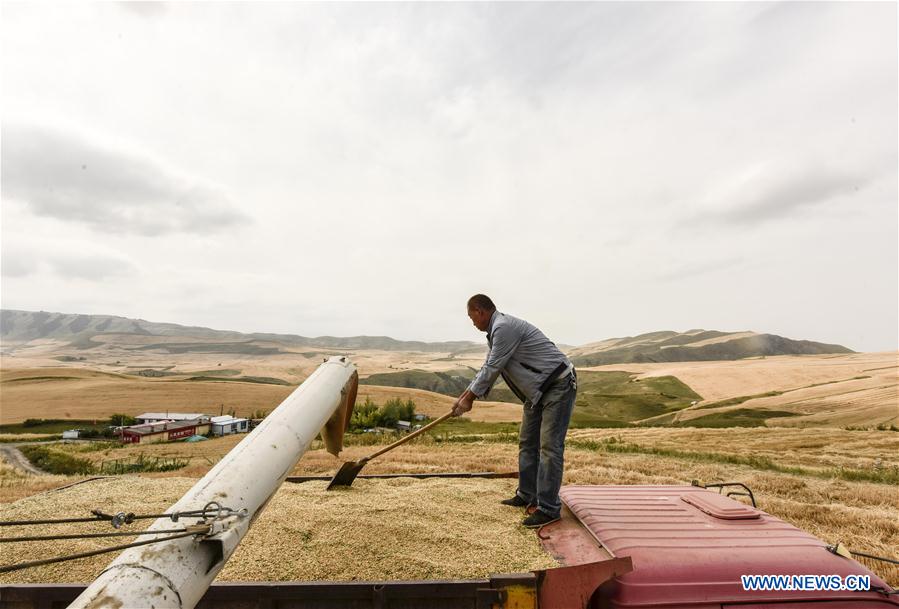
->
xmin=1 ymin=124 xmax=249 ymax=235
xmin=699 ymin=162 xmax=870 ymax=225
xmin=0 ymin=240 xmax=137 ymax=281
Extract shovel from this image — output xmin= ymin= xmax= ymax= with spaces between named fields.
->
xmin=326 ymin=411 xmax=455 ymax=489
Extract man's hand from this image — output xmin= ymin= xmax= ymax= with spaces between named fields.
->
xmin=452 ymin=390 xmax=476 ymax=417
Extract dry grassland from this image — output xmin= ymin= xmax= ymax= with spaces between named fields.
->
xmin=1 ymin=340 xmax=487 ymax=384
xmin=583 ymin=352 xmax=895 ymax=402
xmin=0 ymin=367 xmax=294 ymax=423
xmin=737 ymin=380 xmax=897 ymax=427
xmin=0 ymin=434 xmax=59 ymax=442
xmin=583 ymin=352 xmax=898 ymax=427
xmin=5 ymin=346 xmax=895 ymax=427
xmin=0 ymin=367 xmax=519 ymax=424
xmin=0 ymin=459 xmax=70 ymax=503
xmin=567 ymin=427 xmax=899 ymax=470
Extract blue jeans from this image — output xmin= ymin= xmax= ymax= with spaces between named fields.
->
xmin=516 ymin=372 xmax=577 ymax=518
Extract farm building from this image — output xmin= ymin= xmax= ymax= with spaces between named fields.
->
xmin=135 ymin=412 xmax=208 ymax=425
xmin=61 ymin=430 xmax=81 ymax=440
xmin=119 ymin=419 xmax=210 ymax=444
xmin=210 ymin=415 xmax=249 ymax=436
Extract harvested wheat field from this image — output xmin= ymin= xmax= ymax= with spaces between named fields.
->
xmin=0 ymin=476 xmax=556 ymax=584
xmin=582 ymin=352 xmax=898 ymax=428
xmin=0 ymin=366 xmax=518 ymax=424
xmin=0 ymin=367 xmax=294 ymax=423
xmin=567 ymin=427 xmax=899 ymax=470
xmin=660 ymin=370 xmax=898 ymax=427
xmin=582 ymin=352 xmax=897 ymax=403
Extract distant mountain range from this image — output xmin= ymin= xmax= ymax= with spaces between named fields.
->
xmin=0 ymin=309 xmax=853 ymax=361
xmin=566 ymin=329 xmax=853 ymax=366
xmin=0 ymin=309 xmax=480 ymax=353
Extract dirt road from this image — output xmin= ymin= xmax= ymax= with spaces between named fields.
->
xmin=0 ymin=445 xmax=46 ymax=475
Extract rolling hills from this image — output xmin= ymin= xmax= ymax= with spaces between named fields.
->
xmin=2 ymin=308 xmax=889 ymax=429
xmin=0 ymin=309 xmax=481 ymax=353
xmin=567 ymin=329 xmax=852 ymax=366
xmin=2 ymin=310 xmax=853 ymax=363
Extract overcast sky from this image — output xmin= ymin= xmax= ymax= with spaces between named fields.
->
xmin=1 ymin=2 xmax=896 ymax=351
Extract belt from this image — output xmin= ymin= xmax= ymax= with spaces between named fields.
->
xmin=553 ymin=363 xmax=575 ymax=384
xmin=539 ymin=362 xmax=575 ymax=393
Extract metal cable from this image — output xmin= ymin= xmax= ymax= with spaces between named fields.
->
xmin=851 ymin=550 xmax=899 ymax=566
xmin=0 ymin=516 xmax=113 ymax=526
xmin=0 ymin=528 xmax=192 ymax=543
xmin=0 ymin=512 xmax=201 ymax=527
xmin=1 ymin=504 xmax=235 ymax=528
xmin=0 ymin=528 xmax=207 ymax=574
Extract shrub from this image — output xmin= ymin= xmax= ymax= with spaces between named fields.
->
xmin=19 ymin=445 xmax=95 ymax=475
xmin=22 ymin=418 xmax=64 ymax=428
xmin=349 ymin=398 xmax=416 ymax=430
xmin=109 ymin=414 xmax=136 ymax=427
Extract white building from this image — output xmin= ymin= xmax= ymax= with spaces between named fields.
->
xmin=210 ymin=415 xmax=249 ymax=436
xmin=62 ymin=429 xmax=81 ymax=440
xmin=135 ymin=412 xmax=208 ymax=425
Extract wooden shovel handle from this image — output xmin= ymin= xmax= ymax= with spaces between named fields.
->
xmin=364 ymin=411 xmax=455 ymax=461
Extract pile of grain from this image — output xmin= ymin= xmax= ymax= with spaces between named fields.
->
xmin=0 ymin=476 xmax=556 ymax=584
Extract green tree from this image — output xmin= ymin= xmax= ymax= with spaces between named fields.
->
xmin=349 ymin=397 xmax=380 ymax=430
xmin=109 ymin=414 xmax=136 ymax=427
xmin=348 ymin=398 xmax=416 ymax=430
xmin=378 ymin=398 xmax=416 ymax=428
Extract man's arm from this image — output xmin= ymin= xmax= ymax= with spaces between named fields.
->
xmin=452 ymin=324 xmax=522 ymax=417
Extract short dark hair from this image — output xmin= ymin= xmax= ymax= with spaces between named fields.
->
xmin=467 ymin=294 xmax=496 ymax=312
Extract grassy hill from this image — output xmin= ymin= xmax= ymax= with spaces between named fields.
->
xmin=361 ymin=368 xmax=704 ymax=427
xmin=361 ymin=368 xmax=520 ymax=404
xmin=570 ymin=371 xmax=701 ymax=426
xmin=567 ymin=330 xmax=852 ymax=366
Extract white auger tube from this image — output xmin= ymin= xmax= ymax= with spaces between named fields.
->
xmin=68 ymin=356 xmax=358 ymax=609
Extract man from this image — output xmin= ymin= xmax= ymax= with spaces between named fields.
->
xmin=452 ymin=294 xmax=577 ymax=528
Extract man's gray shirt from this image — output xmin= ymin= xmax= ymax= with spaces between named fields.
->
xmin=468 ymin=311 xmax=571 ymax=407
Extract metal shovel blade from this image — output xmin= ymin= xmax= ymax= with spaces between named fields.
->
xmin=326 ymin=459 xmax=367 ymax=489
xmin=325 ymin=411 xmax=454 ymax=490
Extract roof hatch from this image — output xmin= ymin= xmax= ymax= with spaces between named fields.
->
xmin=681 ymin=491 xmax=761 ymax=520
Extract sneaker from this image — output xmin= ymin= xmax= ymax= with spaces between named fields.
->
xmin=522 ymin=510 xmax=561 ymax=529
xmin=500 ymin=495 xmax=529 ymax=507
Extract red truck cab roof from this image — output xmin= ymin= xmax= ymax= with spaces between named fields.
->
xmin=549 ymin=485 xmax=897 ymax=609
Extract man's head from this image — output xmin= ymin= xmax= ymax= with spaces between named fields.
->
xmin=467 ymin=294 xmax=496 ymax=332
